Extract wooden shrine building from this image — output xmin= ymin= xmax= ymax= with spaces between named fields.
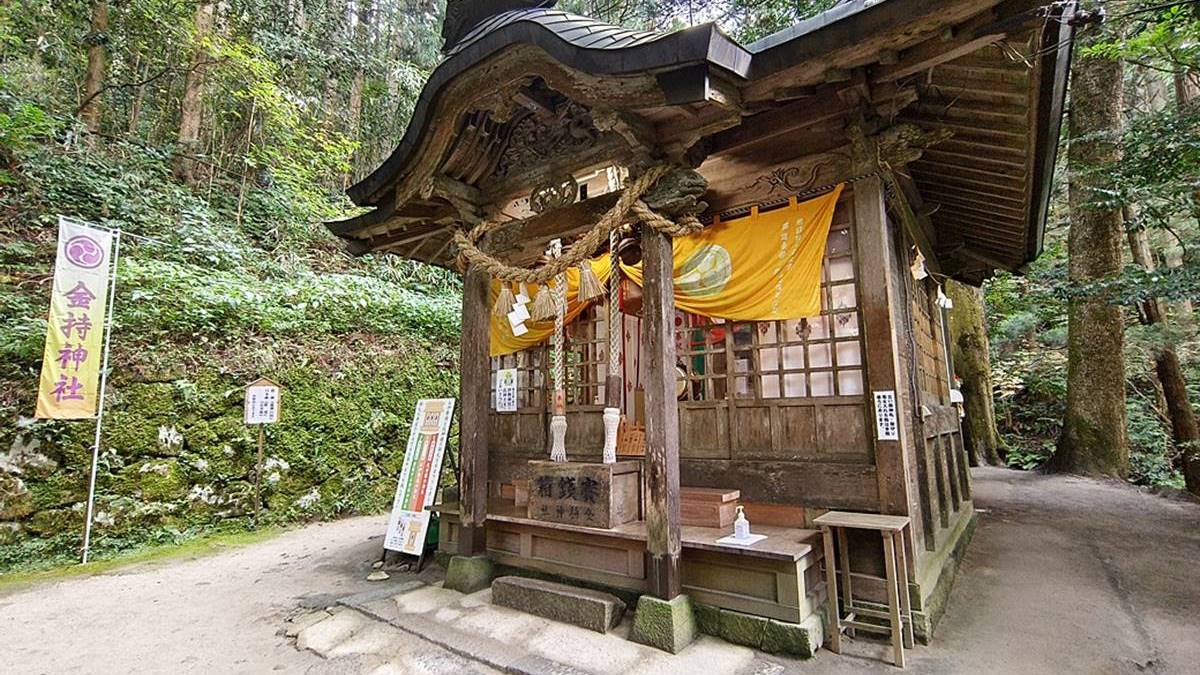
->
xmin=330 ymin=0 xmax=1074 ymax=657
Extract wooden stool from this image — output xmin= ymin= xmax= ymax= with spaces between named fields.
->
xmin=813 ymin=511 xmax=914 ymax=668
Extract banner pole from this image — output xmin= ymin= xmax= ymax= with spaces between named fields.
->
xmin=81 ymin=229 xmax=121 ymax=565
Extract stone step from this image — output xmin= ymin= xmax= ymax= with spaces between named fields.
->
xmin=491 ymin=576 xmax=626 ymax=633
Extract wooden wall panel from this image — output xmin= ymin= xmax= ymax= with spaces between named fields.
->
xmin=819 ymin=403 xmax=872 ymax=460
xmin=680 ymin=404 xmax=730 ymax=458
xmin=732 ymin=406 xmax=773 ymax=454
xmin=776 ymin=406 xmax=819 ymax=459
xmin=680 ymin=459 xmax=879 ymax=510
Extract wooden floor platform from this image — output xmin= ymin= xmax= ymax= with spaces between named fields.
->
xmin=433 ymin=500 xmax=826 ymax=623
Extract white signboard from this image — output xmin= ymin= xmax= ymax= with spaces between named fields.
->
xmin=244 ymin=378 xmax=281 ymax=425
xmin=385 ymin=398 xmax=455 ymax=554
xmin=873 ymin=390 xmax=899 ymax=441
xmin=495 ymin=368 xmax=518 ymax=412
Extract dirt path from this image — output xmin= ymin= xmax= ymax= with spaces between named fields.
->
xmin=914 ymin=467 xmax=1200 ymax=674
xmin=3 ymin=468 xmax=1198 ymax=674
xmin=0 ymin=516 xmax=473 ymax=674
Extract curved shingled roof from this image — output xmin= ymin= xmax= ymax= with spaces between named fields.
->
xmin=447 ymin=8 xmax=667 ymax=56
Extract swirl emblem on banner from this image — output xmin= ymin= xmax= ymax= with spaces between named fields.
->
xmin=64 ymin=235 xmax=105 ymax=269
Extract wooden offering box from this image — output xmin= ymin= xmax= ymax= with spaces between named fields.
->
xmin=526 ymin=460 xmax=642 ymax=529
xmin=681 ymin=487 xmax=740 ymax=528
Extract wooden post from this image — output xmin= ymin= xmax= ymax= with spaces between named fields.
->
xmin=253 ymin=425 xmax=264 ymax=527
xmin=458 ymin=263 xmax=490 ymax=555
xmin=854 ymin=177 xmax=919 ymax=565
xmin=641 ymin=227 xmax=682 ymax=600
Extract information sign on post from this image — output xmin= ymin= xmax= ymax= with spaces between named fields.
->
xmin=245 ymin=378 xmax=281 ymax=424
xmin=385 ymin=398 xmax=455 ymax=555
xmin=244 ymin=377 xmax=281 ymax=526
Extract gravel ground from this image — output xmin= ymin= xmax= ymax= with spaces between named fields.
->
xmin=3 ymin=467 xmax=1199 ymax=674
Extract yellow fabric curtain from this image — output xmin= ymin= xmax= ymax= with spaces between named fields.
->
xmin=490 ymin=257 xmax=613 ymax=356
xmin=621 ymin=184 xmax=844 ymax=320
xmin=489 ymin=184 xmax=844 ymax=356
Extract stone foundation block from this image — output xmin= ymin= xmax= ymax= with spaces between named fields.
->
xmin=719 ymin=608 xmax=768 ymax=647
xmin=761 ymin=614 xmax=823 ymax=658
xmin=630 ymin=594 xmax=696 ymax=654
xmin=491 ymin=576 xmax=626 ymax=633
xmin=443 ymin=555 xmax=493 ymax=594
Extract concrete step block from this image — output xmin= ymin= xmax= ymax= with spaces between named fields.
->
xmin=491 ymin=575 xmax=626 ymax=633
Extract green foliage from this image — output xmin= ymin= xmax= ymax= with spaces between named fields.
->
xmin=0 ymin=0 xmax=464 ymax=573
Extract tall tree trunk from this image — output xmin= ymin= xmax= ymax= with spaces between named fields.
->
xmin=344 ymin=1 xmax=371 ymax=186
xmin=80 ymin=1 xmax=108 ymax=141
xmin=173 ymin=1 xmax=215 ymax=184
xmin=1050 ymin=41 xmax=1130 ymax=477
xmin=127 ymin=55 xmax=147 ymax=136
xmin=946 ymin=280 xmax=1006 ymax=466
xmin=1177 ymin=71 xmax=1200 ymax=234
xmin=1127 ymin=209 xmax=1200 ymax=494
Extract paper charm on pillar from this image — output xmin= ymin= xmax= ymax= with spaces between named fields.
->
xmin=547 ymin=239 xmax=569 ymax=463
xmin=910 ymin=248 xmax=929 ymax=281
xmin=936 ymin=284 xmax=954 ymax=310
xmin=601 ymin=229 xmax=622 ymax=465
xmin=506 ymin=283 xmax=530 ymax=337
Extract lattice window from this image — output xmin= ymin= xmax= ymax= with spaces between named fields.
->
xmin=674 ymin=203 xmax=865 ymax=400
xmin=911 ymin=276 xmax=948 ymax=404
xmin=490 ymin=347 xmax=546 ymax=410
xmin=563 ymin=305 xmax=610 ymax=407
xmin=675 ymin=315 xmax=730 ymax=401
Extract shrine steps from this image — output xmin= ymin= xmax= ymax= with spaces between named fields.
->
xmin=492 ymin=575 xmax=626 ymax=633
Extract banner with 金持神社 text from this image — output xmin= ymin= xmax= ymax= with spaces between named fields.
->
xmin=35 ymin=218 xmax=115 ymax=419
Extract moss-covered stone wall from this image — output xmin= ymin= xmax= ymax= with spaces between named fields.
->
xmin=0 ymin=335 xmax=458 ymax=572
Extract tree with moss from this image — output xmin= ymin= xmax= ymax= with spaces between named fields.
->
xmin=1051 ymin=7 xmax=1130 ymax=477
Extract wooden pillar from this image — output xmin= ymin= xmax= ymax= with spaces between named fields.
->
xmin=458 ymin=263 xmax=490 ymax=555
xmin=854 ymin=177 xmax=918 ymax=564
xmin=641 ymin=227 xmax=682 ymax=600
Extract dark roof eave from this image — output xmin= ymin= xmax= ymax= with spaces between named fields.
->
xmin=1025 ymin=1 xmax=1076 ymax=265
xmin=344 ymin=19 xmax=751 ymax=208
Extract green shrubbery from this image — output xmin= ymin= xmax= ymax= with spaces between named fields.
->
xmin=0 ymin=56 xmax=461 ymax=572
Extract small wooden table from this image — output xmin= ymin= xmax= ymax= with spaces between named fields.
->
xmin=813 ymin=511 xmax=914 ymax=668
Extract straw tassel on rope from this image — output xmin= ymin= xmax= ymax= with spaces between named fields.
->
xmin=492 ymin=281 xmax=515 ymax=317
xmin=529 ymin=283 xmax=556 ymax=321
xmin=577 ymin=262 xmax=605 ymax=303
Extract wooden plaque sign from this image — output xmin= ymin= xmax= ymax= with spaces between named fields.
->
xmin=526 ymin=460 xmax=641 ymax=529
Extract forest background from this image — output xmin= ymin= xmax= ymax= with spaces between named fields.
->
xmin=0 ymin=0 xmax=1197 ymax=574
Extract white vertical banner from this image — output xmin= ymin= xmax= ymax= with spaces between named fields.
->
xmin=384 ymin=398 xmax=455 ymax=555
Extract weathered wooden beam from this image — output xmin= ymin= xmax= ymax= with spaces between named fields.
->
xmin=710 ymin=85 xmax=915 ymax=156
xmin=641 ymin=227 xmax=682 ymax=601
xmin=853 ymin=176 xmax=919 ymax=565
xmin=873 ymin=31 xmax=1006 ymax=83
xmin=888 ymin=173 xmax=941 ymax=275
xmin=709 ymin=93 xmax=853 ymax=155
xmin=458 ymin=263 xmax=491 ymax=555
xmin=349 ymin=225 xmax=443 ymax=256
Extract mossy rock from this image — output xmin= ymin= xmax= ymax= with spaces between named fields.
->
xmin=0 ymin=474 xmax=33 ymax=520
xmin=26 ymin=472 xmax=86 ymax=511
xmin=105 ymin=383 xmax=184 ymax=456
xmin=115 ymin=459 xmax=189 ymax=501
xmin=630 ymin=594 xmax=697 ymax=654
xmin=761 ymin=617 xmax=820 ymax=658
xmin=28 ymin=507 xmax=82 ymax=535
xmin=0 ymin=521 xmax=24 ymax=546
